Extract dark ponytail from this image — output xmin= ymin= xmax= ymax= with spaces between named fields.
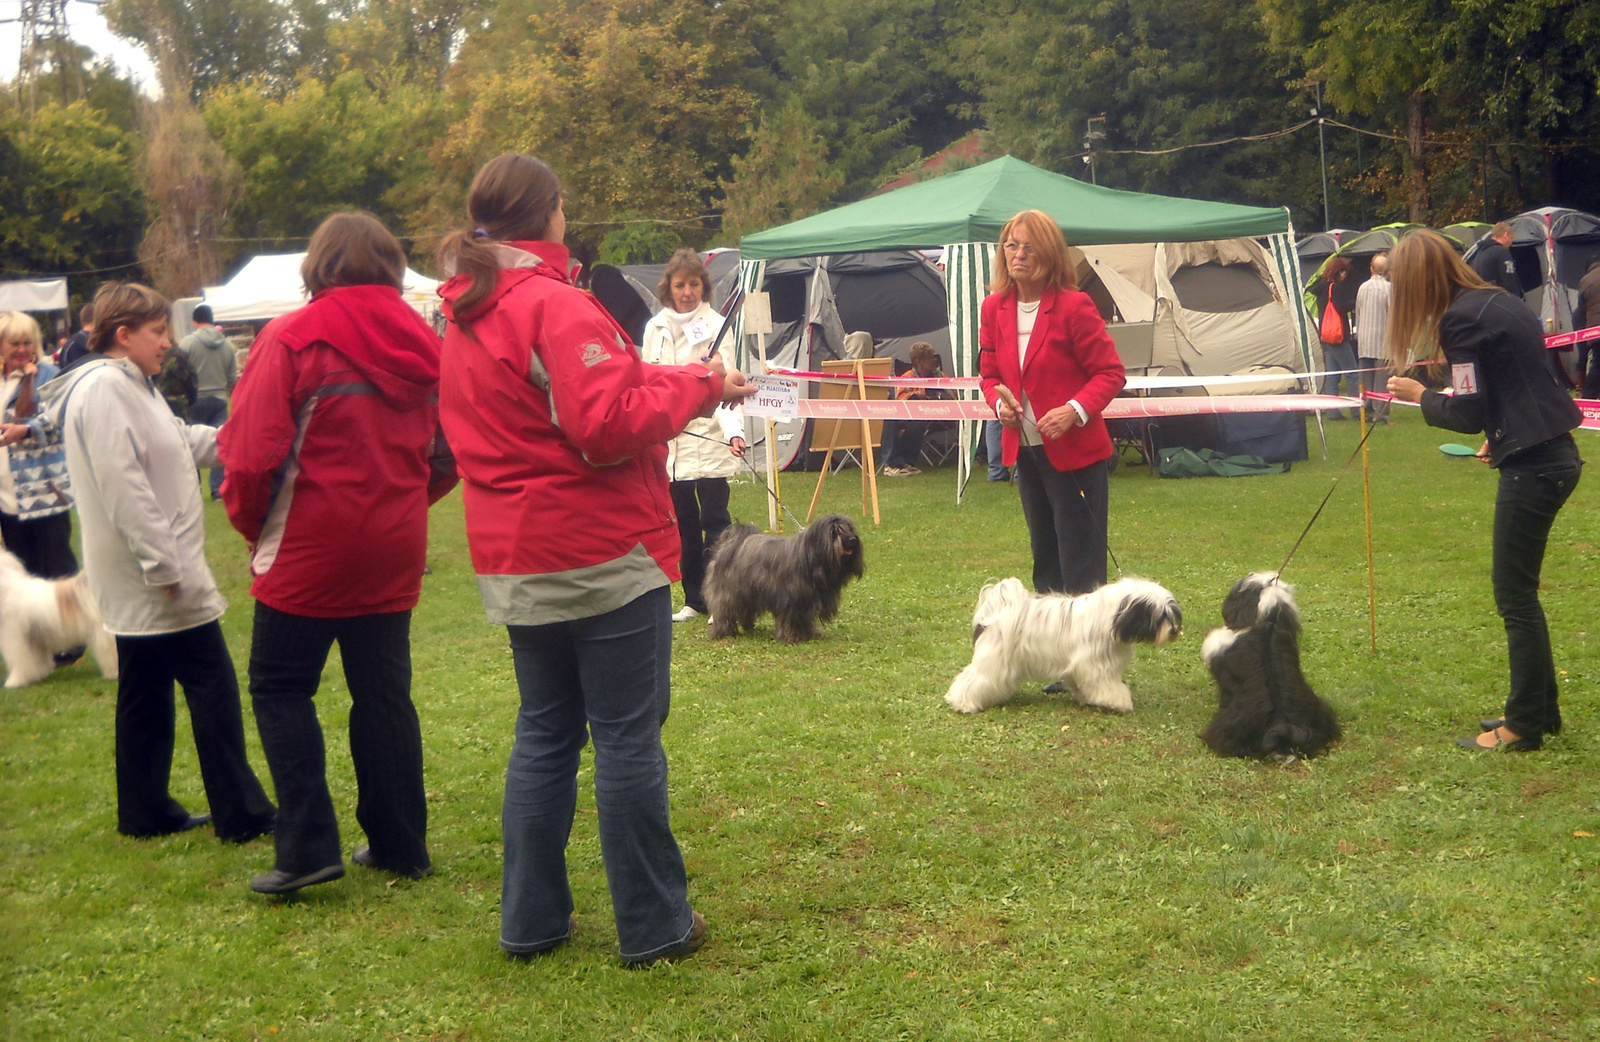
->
xmin=438 ymin=154 xmax=563 ymax=326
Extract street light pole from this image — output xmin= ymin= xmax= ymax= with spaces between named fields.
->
xmin=1314 ymin=82 xmax=1331 ymax=231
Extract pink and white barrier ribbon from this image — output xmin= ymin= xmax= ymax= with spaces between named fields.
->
xmin=766 ymin=365 xmax=1384 ymax=392
xmin=1545 ymin=325 xmax=1600 ymax=350
xmin=796 ymin=394 xmax=1364 ymax=421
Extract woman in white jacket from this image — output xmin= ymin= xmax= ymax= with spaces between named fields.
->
xmin=42 ymin=283 xmax=275 ymax=842
xmin=639 ymin=249 xmax=746 ymax=622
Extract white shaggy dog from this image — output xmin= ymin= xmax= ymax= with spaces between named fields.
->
xmin=946 ymin=577 xmax=1182 ymax=714
xmin=0 ymin=550 xmax=117 ymax=687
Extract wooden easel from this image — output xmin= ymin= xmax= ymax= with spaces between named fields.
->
xmin=807 ymin=356 xmax=890 ymax=525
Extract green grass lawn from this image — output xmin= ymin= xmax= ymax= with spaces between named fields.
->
xmin=4 ymin=410 xmax=1599 ymax=1040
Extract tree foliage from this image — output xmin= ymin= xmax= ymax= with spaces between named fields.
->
xmin=0 ymin=102 xmax=147 ymax=279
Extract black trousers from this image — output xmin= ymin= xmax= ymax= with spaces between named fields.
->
xmin=881 ymin=420 xmax=929 ymax=468
xmin=115 ymin=621 xmax=275 ymax=839
xmin=1494 ymin=438 xmax=1582 ymax=738
xmin=1014 ymin=446 xmax=1109 ymax=595
xmin=249 ymin=603 xmax=429 ymax=874
xmin=669 ymin=478 xmax=731 ymax=613
xmin=0 ymin=509 xmax=77 ymax=578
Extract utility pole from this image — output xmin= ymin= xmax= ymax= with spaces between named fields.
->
xmin=1312 ymin=82 xmax=1331 ymax=231
xmin=1083 ymin=114 xmax=1106 ymax=185
xmin=16 ymin=0 xmax=82 ymax=116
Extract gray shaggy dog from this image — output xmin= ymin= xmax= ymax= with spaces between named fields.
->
xmin=704 ymin=514 xmax=864 ymax=643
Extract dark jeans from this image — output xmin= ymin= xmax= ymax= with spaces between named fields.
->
xmin=1494 ymin=438 xmax=1582 ymax=738
xmin=1320 ymin=342 xmax=1360 ymax=418
xmin=249 ymin=603 xmax=428 ymax=874
xmin=114 ymin=621 xmax=275 ymax=839
xmin=0 ymin=509 xmax=77 ymax=578
xmin=501 ymin=586 xmax=694 ymax=959
xmin=189 ymin=395 xmax=228 ymax=497
xmin=669 ymin=478 xmax=731 ymax=613
xmin=984 ymin=420 xmax=1010 ymax=481
xmin=1014 ymin=446 xmax=1109 ymax=595
xmin=881 ymin=419 xmax=929 ymax=468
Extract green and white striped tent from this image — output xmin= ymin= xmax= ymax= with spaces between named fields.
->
xmin=734 ymin=156 xmax=1312 ymax=498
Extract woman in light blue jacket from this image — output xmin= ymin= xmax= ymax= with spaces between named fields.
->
xmin=0 ymin=310 xmax=76 ymax=581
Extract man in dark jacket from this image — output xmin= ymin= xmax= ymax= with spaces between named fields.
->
xmin=1575 ymin=259 xmax=1600 ymax=399
xmin=1471 ymin=223 xmax=1522 ymax=296
xmin=58 ymin=303 xmax=94 ymax=369
xmin=179 ymin=304 xmax=238 ymax=499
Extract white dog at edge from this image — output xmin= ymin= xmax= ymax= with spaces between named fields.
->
xmin=945 ymin=577 xmax=1182 ymax=714
xmin=0 ymin=550 xmax=117 ymax=687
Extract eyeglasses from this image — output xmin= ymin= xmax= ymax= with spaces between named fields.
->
xmin=1002 ymin=241 xmax=1033 ymax=256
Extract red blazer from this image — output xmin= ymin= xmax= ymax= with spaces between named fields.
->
xmin=978 ymin=286 xmax=1126 ymax=471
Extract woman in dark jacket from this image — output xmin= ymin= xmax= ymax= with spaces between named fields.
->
xmin=1386 ymin=230 xmax=1583 ymax=752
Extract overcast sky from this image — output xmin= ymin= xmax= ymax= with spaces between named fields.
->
xmin=0 ymin=0 xmax=159 ymax=98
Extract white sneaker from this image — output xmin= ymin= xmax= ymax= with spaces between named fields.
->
xmin=671 ymin=605 xmax=703 ymax=623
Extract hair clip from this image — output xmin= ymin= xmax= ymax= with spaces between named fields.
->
xmin=472 ymin=227 xmax=489 ymax=239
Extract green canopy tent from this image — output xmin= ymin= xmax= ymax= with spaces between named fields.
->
xmin=732 ymin=156 xmax=1315 ymax=497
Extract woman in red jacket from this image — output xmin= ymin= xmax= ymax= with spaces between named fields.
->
xmin=219 ymin=212 xmax=456 ymax=895
xmin=979 ymin=210 xmax=1127 ymax=595
xmin=436 ymin=154 xmax=754 ymax=963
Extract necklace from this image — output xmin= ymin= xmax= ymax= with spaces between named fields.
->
xmin=1018 ymin=299 xmax=1040 ymax=314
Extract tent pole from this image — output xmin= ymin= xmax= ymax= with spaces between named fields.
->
xmin=1362 ymin=416 xmax=1377 ymax=651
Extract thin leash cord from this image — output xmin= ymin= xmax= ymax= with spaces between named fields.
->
xmin=1067 ymin=467 xmax=1124 ymax=578
xmin=1275 ymin=416 xmax=1381 ymax=579
xmin=677 ymin=428 xmax=806 ymax=530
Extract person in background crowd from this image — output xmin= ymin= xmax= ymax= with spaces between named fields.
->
xmin=979 ymin=209 xmax=1126 ymax=598
xmin=157 ymin=340 xmax=199 ymax=420
xmin=1574 ymin=258 xmax=1600 ymax=399
xmin=436 ymin=154 xmax=755 ymax=963
xmin=1354 ymin=252 xmax=1393 ymax=425
xmin=638 ymin=247 xmax=746 ymax=624
xmin=1314 ymin=256 xmax=1360 ymax=419
xmin=880 ymin=340 xmax=951 ymax=477
xmin=1385 ymin=230 xmax=1582 ymax=753
xmin=41 ymin=282 xmax=275 ymax=841
xmin=221 ymin=212 xmax=456 ymax=897
xmin=0 ymin=311 xmax=78 ymax=584
xmin=1470 ymin=222 xmax=1522 ymax=297
xmin=983 ymin=419 xmax=1011 ymax=481
xmin=180 ymin=304 xmax=237 ymax=500
xmin=58 ymin=303 xmax=94 ymax=370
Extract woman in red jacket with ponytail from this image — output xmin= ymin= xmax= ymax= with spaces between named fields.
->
xmin=436 ymin=154 xmax=754 ymax=964
xmin=979 ymin=209 xmax=1127 ymax=597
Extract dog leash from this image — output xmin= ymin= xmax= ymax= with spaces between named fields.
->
xmin=677 ymin=428 xmax=807 ymax=530
xmin=1275 ymin=416 xmax=1382 ymax=579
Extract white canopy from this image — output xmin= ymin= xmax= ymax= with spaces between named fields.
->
xmin=203 ymin=253 xmax=440 ymax=322
xmin=0 ymin=278 xmax=68 ymax=312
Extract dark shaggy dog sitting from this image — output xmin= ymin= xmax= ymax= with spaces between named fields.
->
xmin=704 ymin=514 xmax=864 ymax=643
xmin=1199 ymin=572 xmax=1341 ymax=761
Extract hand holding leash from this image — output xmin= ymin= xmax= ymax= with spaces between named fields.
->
xmin=994 ymin=386 xmax=1023 ymax=430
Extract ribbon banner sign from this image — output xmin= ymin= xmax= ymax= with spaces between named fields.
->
xmin=793 ymin=393 xmax=1364 ymax=421
xmin=1545 ymin=325 xmax=1600 ymax=350
xmin=744 ymin=375 xmax=800 ymax=421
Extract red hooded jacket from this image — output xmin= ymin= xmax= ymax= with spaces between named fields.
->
xmin=437 ymin=241 xmax=723 ymax=626
xmin=218 ymin=284 xmax=454 ymax=618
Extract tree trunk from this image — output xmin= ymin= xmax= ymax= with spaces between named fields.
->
xmin=1406 ymin=90 xmax=1430 ymax=222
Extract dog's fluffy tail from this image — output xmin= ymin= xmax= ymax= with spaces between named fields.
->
xmin=971 ymin=577 xmax=1029 ymax=643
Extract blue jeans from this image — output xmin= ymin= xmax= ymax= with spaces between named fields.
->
xmin=501 ymin=586 xmax=694 ymax=959
xmin=1319 ymin=343 xmax=1360 ymax=419
xmin=189 ymin=395 xmax=228 ymax=497
xmin=1493 ymin=439 xmax=1582 ymax=738
xmin=984 ymin=420 xmax=1009 ymax=481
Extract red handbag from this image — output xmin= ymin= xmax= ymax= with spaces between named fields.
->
xmin=1319 ymin=298 xmax=1344 ymax=344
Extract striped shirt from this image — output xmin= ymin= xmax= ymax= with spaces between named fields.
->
xmin=1354 ymin=274 xmax=1392 ymax=362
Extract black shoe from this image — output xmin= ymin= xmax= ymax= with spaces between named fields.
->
xmin=122 ymin=812 xmax=212 ymax=839
xmin=219 ymin=814 xmax=276 ymax=844
xmin=250 ymin=863 xmax=345 ymax=895
xmin=1457 ymin=728 xmax=1542 ymax=752
xmin=625 ymin=911 xmax=706 ymax=967
xmin=53 ymin=646 xmax=86 ymax=666
xmin=352 ymin=844 xmax=433 ymax=879
xmin=1479 ymin=716 xmax=1561 ymax=736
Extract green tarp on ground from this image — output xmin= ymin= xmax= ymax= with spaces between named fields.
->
xmin=738 ymin=156 xmax=1290 ymax=260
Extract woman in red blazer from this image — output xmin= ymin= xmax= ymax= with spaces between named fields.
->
xmin=978 ymin=210 xmax=1127 ymax=595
